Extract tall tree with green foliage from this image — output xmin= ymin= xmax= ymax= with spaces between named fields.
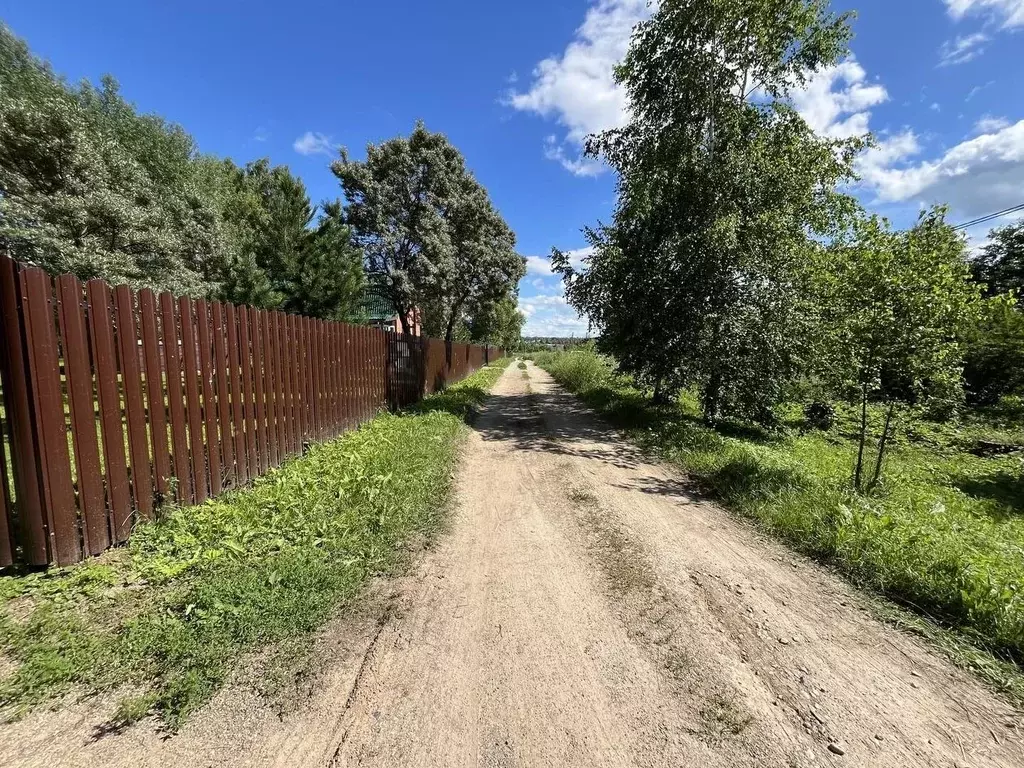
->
xmin=332 ymin=122 xmax=520 ymax=339
xmin=963 ymin=294 xmax=1024 ymax=405
xmin=0 ymin=24 xmax=364 ymax=320
xmin=972 ymin=219 xmax=1024 ymax=300
xmin=195 ymin=158 xmax=365 ymax=319
xmin=813 ymin=209 xmax=978 ymax=490
xmin=962 ymin=218 xmax=1024 ymax=404
xmin=556 ymin=0 xmax=862 ymax=422
xmin=0 ymin=25 xmax=220 ymax=294
xmin=293 ymin=200 xmax=366 ymax=321
xmin=434 ymin=180 xmax=524 ymax=343
xmin=468 ymin=295 xmax=526 ymax=350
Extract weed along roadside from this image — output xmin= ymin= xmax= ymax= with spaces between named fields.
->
xmin=531 ymin=349 xmax=1024 ymax=705
xmin=0 ymin=359 xmax=510 ymax=730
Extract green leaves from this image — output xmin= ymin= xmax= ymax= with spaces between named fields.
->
xmin=0 ymin=25 xmax=364 ymax=321
xmin=816 ymin=209 xmax=977 ymax=408
xmin=560 ymin=0 xmax=861 ymax=422
xmin=0 ymin=26 xmax=215 ymax=294
xmin=333 ymin=122 xmax=523 ymax=338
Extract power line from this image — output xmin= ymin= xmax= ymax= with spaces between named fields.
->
xmin=952 ymin=203 xmax=1024 ymax=231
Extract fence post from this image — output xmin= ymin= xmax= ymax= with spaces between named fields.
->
xmin=0 ymin=258 xmax=51 ymax=564
xmin=21 ymin=268 xmax=79 ymax=564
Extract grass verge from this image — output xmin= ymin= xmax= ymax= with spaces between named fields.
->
xmin=531 ymin=349 xmax=1024 ymax=706
xmin=0 ymin=358 xmax=510 ymax=729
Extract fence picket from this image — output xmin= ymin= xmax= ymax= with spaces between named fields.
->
xmin=89 ymin=280 xmax=134 ymax=544
xmin=115 ymin=286 xmax=154 ymax=518
xmin=251 ymin=309 xmax=268 ymax=475
xmin=179 ymin=297 xmax=207 ymax=504
xmin=330 ymin=323 xmax=342 ymax=435
xmin=22 ymin=269 xmax=78 ymax=564
xmin=56 ymin=275 xmax=108 ymax=555
xmin=261 ymin=311 xmax=277 ymax=467
xmin=139 ymin=290 xmax=171 ymax=502
xmin=196 ymin=301 xmax=221 ymax=496
xmin=0 ymin=254 xmax=503 ymax=566
xmin=160 ymin=292 xmax=193 ymax=506
xmin=340 ymin=324 xmax=352 ymax=429
xmin=271 ymin=312 xmax=289 ymax=460
xmin=225 ymin=304 xmax=246 ymax=486
xmin=212 ymin=303 xmax=234 ymax=490
xmin=238 ymin=306 xmax=258 ymax=479
xmin=316 ymin=320 xmax=327 ymax=439
xmin=0 ymin=258 xmax=47 ymax=564
xmin=290 ymin=314 xmax=303 ymax=450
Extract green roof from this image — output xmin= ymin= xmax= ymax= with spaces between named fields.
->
xmin=362 ymin=281 xmax=395 ymax=322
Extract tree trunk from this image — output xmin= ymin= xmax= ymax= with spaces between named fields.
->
xmin=702 ymin=371 xmax=722 ymax=423
xmin=445 ymin=296 xmax=468 ymax=345
xmin=398 ymin=308 xmax=412 ymax=337
xmin=854 ymin=385 xmax=869 ymax=492
xmin=867 ymin=401 xmax=896 ymax=492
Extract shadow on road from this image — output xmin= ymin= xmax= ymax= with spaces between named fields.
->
xmin=473 ymin=385 xmax=647 ymax=472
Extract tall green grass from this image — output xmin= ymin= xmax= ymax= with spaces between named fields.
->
xmin=0 ymin=359 xmax=510 ymax=728
xmin=533 ymin=350 xmax=1024 ymax=699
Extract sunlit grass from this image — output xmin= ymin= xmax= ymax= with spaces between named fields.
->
xmin=532 ymin=349 xmax=1024 ymax=703
xmin=0 ymin=359 xmax=510 ymax=728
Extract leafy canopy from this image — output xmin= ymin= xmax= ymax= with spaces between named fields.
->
xmin=0 ymin=24 xmax=364 ymax=321
xmin=333 ymin=122 xmax=522 ymax=338
xmin=557 ymin=0 xmax=862 ymax=421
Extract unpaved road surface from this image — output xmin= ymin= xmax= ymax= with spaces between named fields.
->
xmin=3 ymin=361 xmax=1022 ymax=767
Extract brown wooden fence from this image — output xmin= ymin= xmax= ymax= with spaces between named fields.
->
xmin=0 ymin=254 xmax=503 ymax=567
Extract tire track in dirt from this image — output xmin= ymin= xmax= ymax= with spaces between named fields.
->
xmin=1 ymin=361 xmax=1021 ymax=767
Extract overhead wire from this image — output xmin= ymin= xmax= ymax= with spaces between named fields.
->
xmin=952 ymin=203 xmax=1024 ymax=231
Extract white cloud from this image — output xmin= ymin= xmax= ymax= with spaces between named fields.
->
xmin=938 ymin=33 xmax=989 ymax=66
xmin=524 ymin=247 xmax=595 ymax=277
xmin=945 ymin=0 xmax=1024 ymax=29
xmin=857 ymin=130 xmax=922 ymax=186
xmin=509 ymin=5 xmax=891 ymax=174
xmin=788 ymin=58 xmax=889 ymax=139
xmin=974 ymin=115 xmax=1011 ymax=134
xmin=507 ymin=0 xmax=653 ymax=175
xmin=543 ymin=136 xmax=606 ymax=177
xmin=519 ymin=293 xmax=590 ymax=337
xmin=520 ymin=294 xmax=568 ymax=315
xmin=859 ymin=120 xmax=1024 ymax=219
xmin=519 ymin=250 xmax=595 ymax=336
xmin=786 ymin=52 xmax=1024 ymax=225
xmin=293 ymin=131 xmax=336 ymax=156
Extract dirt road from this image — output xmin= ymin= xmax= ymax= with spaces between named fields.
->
xmin=4 ymin=361 xmax=1022 ymax=767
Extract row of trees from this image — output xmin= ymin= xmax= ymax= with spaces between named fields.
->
xmin=0 ymin=26 xmax=524 ymax=346
xmin=554 ymin=0 xmax=1024 ymax=489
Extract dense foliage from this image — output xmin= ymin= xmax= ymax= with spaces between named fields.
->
xmin=973 ymin=220 xmax=1024 ymax=299
xmin=812 ymin=210 xmax=978 ymax=489
xmin=0 ymin=25 xmax=364 ymax=321
xmin=554 ymin=0 xmax=1022 ymax=490
xmin=556 ymin=0 xmax=863 ymax=421
xmin=332 ymin=123 xmax=525 ymax=340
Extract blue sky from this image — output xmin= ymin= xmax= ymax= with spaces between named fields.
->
xmin=2 ymin=1 xmax=1023 ymax=336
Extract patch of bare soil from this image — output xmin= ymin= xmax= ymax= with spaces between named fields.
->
xmin=1 ymin=361 xmax=1021 ymax=767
